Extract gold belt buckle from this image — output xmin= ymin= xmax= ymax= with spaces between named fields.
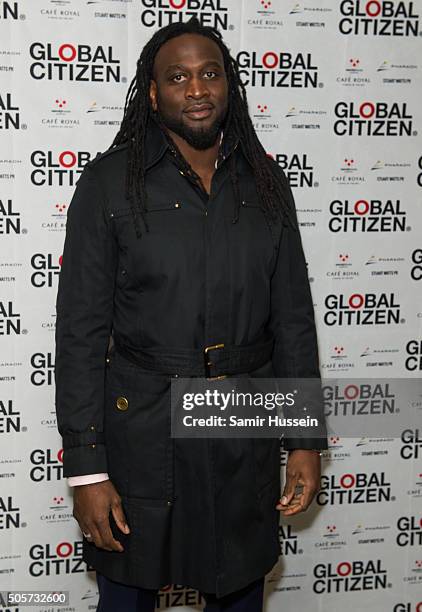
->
xmin=204 ymin=343 xmax=227 ymax=381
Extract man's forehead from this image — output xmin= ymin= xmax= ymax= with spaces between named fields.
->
xmin=152 ymin=33 xmax=224 ymax=76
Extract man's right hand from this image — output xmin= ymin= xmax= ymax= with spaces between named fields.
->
xmin=73 ymin=480 xmax=130 ymax=552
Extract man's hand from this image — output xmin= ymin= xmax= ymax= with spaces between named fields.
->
xmin=73 ymin=480 xmax=130 ymax=551
xmin=276 ymin=449 xmax=321 ymax=516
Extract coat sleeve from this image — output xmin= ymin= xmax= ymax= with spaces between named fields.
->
xmin=55 ymin=162 xmax=118 ymax=477
xmin=268 ymin=166 xmax=328 ymax=451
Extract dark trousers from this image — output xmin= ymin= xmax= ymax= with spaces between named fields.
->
xmin=96 ymin=572 xmax=265 ymax=612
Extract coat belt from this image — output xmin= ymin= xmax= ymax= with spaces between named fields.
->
xmin=113 ymin=333 xmax=274 ymax=379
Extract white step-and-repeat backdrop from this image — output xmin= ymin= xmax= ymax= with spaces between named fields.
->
xmin=1 ymin=1 xmax=421 ymax=611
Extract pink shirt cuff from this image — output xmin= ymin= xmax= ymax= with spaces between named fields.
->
xmin=68 ymin=473 xmax=109 ymax=487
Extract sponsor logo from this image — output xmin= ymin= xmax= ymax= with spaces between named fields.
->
xmin=326 ymin=254 xmax=360 ymax=281
xmin=29 ymin=43 xmax=122 ymax=82
xmin=279 ymin=524 xmax=301 ymax=555
xmin=400 ymin=429 xmax=422 ymax=459
xmin=237 ymin=51 xmax=320 ymax=87
xmin=313 ymin=559 xmax=389 ymax=593
xmin=393 ymin=603 xmax=422 ymax=612
xmin=337 ymin=57 xmax=371 ymax=87
xmin=30 ymin=150 xmax=93 ymax=186
xmin=40 ymin=7 xmax=80 ymax=20
xmin=29 ymin=541 xmax=88 ymax=576
xmin=285 ymin=105 xmax=327 ymax=132
xmin=0 ymin=399 xmax=21 ymax=434
xmin=328 ymin=198 xmax=407 ymax=232
xmin=0 ymin=301 xmax=20 ymax=335
xmin=246 ymin=0 xmax=283 ymax=30
xmin=140 ymin=0 xmax=230 ymax=30
xmin=360 ymin=345 xmax=399 ymax=369
xmin=317 ymin=472 xmax=392 ymax=505
xmin=314 ymin=525 xmax=347 ymax=551
xmin=331 ymin=158 xmax=366 ymax=185
xmin=40 ymin=495 xmax=72 ymax=524
xmin=365 ymin=254 xmax=404 ymax=278
xmin=250 ymin=103 xmax=279 ymax=134
xmin=30 ymin=352 xmax=55 ymax=386
xmin=371 ymin=159 xmax=410 ymax=182
xmin=30 ymin=254 xmax=61 ymax=288
xmin=269 ymin=152 xmax=316 ymax=187
xmin=0 ymin=198 xmax=20 ymax=234
xmin=377 ymin=59 xmax=417 ymax=85
xmin=321 ymin=347 xmax=355 ymax=373
xmin=334 ymin=101 xmax=414 ymax=136
xmin=338 ymin=1 xmax=420 ymax=37
xmin=396 ymin=516 xmax=422 ymax=546
xmin=411 ymin=249 xmax=422 ymax=280
xmin=0 ymin=92 xmax=21 ymax=129
xmin=29 ymin=449 xmax=63 ymax=482
xmin=0 ymin=1 xmax=19 ymax=19
xmin=405 ymin=475 xmax=422 ymax=500
xmin=323 ymin=382 xmax=396 ymax=416
xmin=352 ymin=521 xmax=390 ymax=544
xmin=40 ymin=201 xmax=67 ymax=233
xmin=40 ymin=97 xmax=81 ymax=129
xmin=324 ymin=293 xmax=401 ymax=325
xmin=86 ymin=100 xmax=124 ymax=127
xmin=289 ymin=2 xmax=331 ymax=29
xmin=405 ymin=340 xmax=422 ymax=370
xmin=0 ymin=495 xmax=21 ymax=529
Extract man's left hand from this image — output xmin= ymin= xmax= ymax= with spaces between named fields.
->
xmin=276 ymin=449 xmax=321 ymax=516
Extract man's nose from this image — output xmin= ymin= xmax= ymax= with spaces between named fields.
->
xmin=185 ymin=76 xmax=210 ymax=99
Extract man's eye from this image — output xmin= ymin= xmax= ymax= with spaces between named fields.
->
xmin=204 ymin=71 xmax=218 ymax=78
xmin=171 ymin=74 xmax=185 ymax=82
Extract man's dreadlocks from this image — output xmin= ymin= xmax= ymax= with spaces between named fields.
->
xmin=110 ymin=16 xmax=298 ymax=238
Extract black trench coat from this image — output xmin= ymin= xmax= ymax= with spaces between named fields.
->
xmin=55 ymin=115 xmax=327 ymax=597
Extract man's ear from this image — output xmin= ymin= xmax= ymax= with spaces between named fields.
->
xmin=149 ymin=79 xmax=158 ymax=112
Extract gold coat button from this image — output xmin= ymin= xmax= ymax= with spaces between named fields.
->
xmin=116 ymin=396 xmax=129 ymax=411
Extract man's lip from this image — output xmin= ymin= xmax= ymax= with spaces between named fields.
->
xmin=183 ymin=105 xmax=214 ymax=121
xmin=184 ymin=104 xmax=214 ymax=113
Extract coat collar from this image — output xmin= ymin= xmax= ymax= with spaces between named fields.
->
xmin=143 ymin=112 xmax=253 ymax=171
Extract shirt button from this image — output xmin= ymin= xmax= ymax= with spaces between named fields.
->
xmin=205 ymin=210 xmax=208 ymax=216
xmin=116 ymin=397 xmax=129 ymax=411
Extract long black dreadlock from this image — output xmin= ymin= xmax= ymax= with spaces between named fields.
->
xmin=110 ymin=16 xmax=298 ymax=238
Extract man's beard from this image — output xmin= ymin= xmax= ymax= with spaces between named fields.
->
xmin=155 ymin=106 xmax=226 ymax=150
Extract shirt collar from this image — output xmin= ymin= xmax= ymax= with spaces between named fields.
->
xmin=144 ymin=112 xmax=251 ymax=171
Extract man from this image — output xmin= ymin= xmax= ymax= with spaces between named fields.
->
xmin=55 ymin=16 xmax=327 ymax=612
